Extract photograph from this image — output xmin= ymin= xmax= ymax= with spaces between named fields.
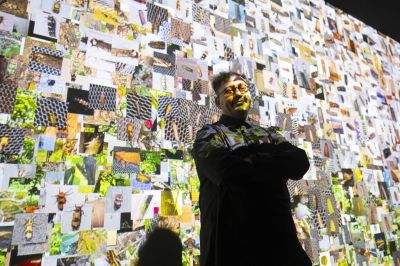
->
xmin=66 ymin=86 xmax=94 ymax=116
xmin=78 ymin=131 xmax=104 ymax=155
xmin=131 ymin=191 xmax=160 ymax=221
xmin=89 ymin=198 xmax=105 ymax=229
xmin=60 ymin=204 xmax=92 ymax=233
xmin=131 ymin=173 xmax=152 ymax=190
xmin=11 ymin=213 xmax=48 ymax=245
xmin=44 ymin=185 xmax=84 ymax=213
xmin=105 ymin=186 xmax=131 ymax=213
xmin=57 ymin=255 xmax=90 ymax=266
xmin=0 ymin=225 xmax=13 ymax=250
xmin=64 ymin=155 xmax=97 ymax=185
xmin=113 ymin=147 xmax=140 ymax=174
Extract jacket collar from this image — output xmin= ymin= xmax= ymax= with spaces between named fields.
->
xmin=217 ymin=114 xmax=252 ymax=129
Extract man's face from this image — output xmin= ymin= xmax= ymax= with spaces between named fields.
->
xmin=215 ymin=75 xmax=252 ymax=120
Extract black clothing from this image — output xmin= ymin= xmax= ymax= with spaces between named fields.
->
xmin=191 ymin=114 xmax=312 ymax=266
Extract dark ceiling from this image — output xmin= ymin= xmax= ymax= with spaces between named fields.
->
xmin=324 ymin=0 xmax=400 ymax=43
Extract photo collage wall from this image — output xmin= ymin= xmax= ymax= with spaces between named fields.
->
xmin=1 ymin=0 xmax=400 ymax=265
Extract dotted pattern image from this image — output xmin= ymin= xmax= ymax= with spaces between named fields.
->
xmin=157 ymin=96 xmax=180 ymax=119
xmin=159 ymin=21 xmax=185 ymax=47
xmin=0 ymin=125 xmax=25 ymax=155
xmin=28 ymin=46 xmax=64 ymax=76
xmin=192 ymin=4 xmax=210 ymax=25
xmin=0 ymin=83 xmax=18 ymax=114
xmin=28 ymin=61 xmax=61 ymax=76
xmin=170 ymin=18 xmax=191 ymax=44
xmin=306 ymin=187 xmax=327 ymax=235
xmin=126 ymin=93 xmax=152 ymax=120
xmin=146 ymin=3 xmax=168 ymax=33
xmin=88 ymin=84 xmax=116 ymax=112
xmin=186 ymin=103 xmax=208 ymax=141
xmin=31 ymin=46 xmax=64 ymax=58
xmin=117 ymin=117 xmax=141 ymax=142
xmin=322 ymin=190 xmax=342 ymax=231
xmin=165 ymin=116 xmax=190 ymax=144
xmin=153 ymin=51 xmax=175 ymax=76
xmin=34 ymin=97 xmax=68 ymax=130
xmin=248 ymin=82 xmax=257 ymax=100
xmin=302 ymin=229 xmax=320 ymax=263
xmin=193 ymin=79 xmax=209 ymax=95
xmin=182 ymin=79 xmax=192 ymax=91
xmin=182 ymin=99 xmax=200 ymax=127
xmin=287 ymin=179 xmax=317 ymax=199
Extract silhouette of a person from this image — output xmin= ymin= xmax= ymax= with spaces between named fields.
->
xmin=137 ymin=228 xmax=183 ymax=266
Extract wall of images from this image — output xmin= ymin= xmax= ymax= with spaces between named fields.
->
xmin=1 ymin=0 xmax=400 ymax=265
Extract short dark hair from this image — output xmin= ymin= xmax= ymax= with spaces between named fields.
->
xmin=211 ymin=71 xmax=248 ymax=94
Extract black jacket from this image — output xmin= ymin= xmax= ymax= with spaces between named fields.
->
xmin=191 ymin=114 xmax=312 ymax=266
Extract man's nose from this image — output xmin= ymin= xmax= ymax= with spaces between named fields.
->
xmin=234 ymin=88 xmax=242 ymax=96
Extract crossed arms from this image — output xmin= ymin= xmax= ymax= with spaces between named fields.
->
xmin=191 ymin=125 xmax=310 ymax=186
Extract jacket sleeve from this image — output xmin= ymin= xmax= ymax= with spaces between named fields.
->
xmin=254 ymin=141 xmax=309 ymax=180
xmin=190 ymin=125 xmax=257 ymax=186
xmin=251 ymin=126 xmax=310 ymax=180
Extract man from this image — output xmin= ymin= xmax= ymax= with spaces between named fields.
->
xmin=191 ymin=72 xmax=312 ymax=266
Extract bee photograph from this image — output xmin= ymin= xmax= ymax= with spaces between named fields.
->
xmin=17 ymin=223 xmax=52 ymax=256
xmin=105 ymin=186 xmax=131 ymax=213
xmin=131 ymin=60 xmax=153 ymax=88
xmin=44 ymin=185 xmax=84 ymax=213
xmin=11 ymin=213 xmax=48 ymax=245
xmin=60 ymin=204 xmax=92 ymax=233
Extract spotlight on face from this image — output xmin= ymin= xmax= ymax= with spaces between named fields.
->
xmin=215 ymin=74 xmax=252 ymax=120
